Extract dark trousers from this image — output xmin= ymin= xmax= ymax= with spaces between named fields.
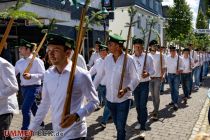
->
xmin=107 ymin=99 xmax=131 ymax=140
xmin=98 ymin=85 xmax=111 ymax=124
xmin=21 ymin=85 xmax=42 ymax=130
xmin=133 ymin=81 xmax=149 ymax=130
xmin=0 ymin=113 xmax=13 ymax=140
xmin=200 ymin=65 xmax=203 ymax=83
xmin=181 ymin=73 xmax=192 ymax=98
xmin=97 ymin=84 xmax=106 ymax=106
xmin=168 ymin=74 xmax=180 ymax=104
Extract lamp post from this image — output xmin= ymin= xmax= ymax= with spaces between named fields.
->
xmin=101 ymin=7 xmax=109 ymax=44
xmin=103 ymin=16 xmax=106 ymax=44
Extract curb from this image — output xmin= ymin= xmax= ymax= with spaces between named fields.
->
xmin=189 ymin=96 xmax=209 ymax=140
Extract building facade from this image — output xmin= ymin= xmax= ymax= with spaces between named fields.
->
xmin=0 ymin=0 xmax=106 ymax=63
xmin=109 ymin=0 xmax=164 ymax=49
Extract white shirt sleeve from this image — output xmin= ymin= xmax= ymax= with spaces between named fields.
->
xmin=76 ymin=72 xmax=99 ymax=119
xmin=89 ymin=64 xmax=97 ymax=76
xmin=178 ymin=57 xmax=184 ymax=70
xmin=77 ymin=55 xmax=88 ymax=70
xmin=15 ymin=62 xmax=20 ymax=76
xmin=30 ymin=59 xmax=45 ymax=80
xmin=127 ymin=58 xmax=140 ymax=91
xmin=0 ymin=62 xmax=19 ymax=98
xmin=87 ymin=53 xmax=95 ymax=67
xmin=146 ymin=56 xmax=155 ymax=76
xmin=93 ymin=60 xmax=105 ymax=89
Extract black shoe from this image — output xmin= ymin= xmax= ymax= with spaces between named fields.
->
xmin=168 ymin=102 xmax=174 ymax=106
xmin=100 ymin=122 xmax=106 ymax=128
xmin=151 ymin=113 xmax=158 ymax=121
xmin=183 ymin=98 xmax=187 ymax=104
xmin=40 ymin=122 xmax=45 ymax=127
xmin=95 ymin=106 xmax=102 ymax=111
xmin=173 ymin=104 xmax=178 ymax=111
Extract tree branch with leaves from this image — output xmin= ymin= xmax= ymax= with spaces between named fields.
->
xmin=0 ymin=0 xmax=41 ymax=54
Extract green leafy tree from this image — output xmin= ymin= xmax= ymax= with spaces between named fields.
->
xmin=195 ymin=9 xmax=209 ymax=49
xmin=166 ymin=0 xmax=193 ymax=41
xmin=196 ymin=10 xmax=208 ymax=29
xmin=0 ymin=0 xmax=42 ymax=54
xmin=0 ymin=0 xmax=41 ymax=26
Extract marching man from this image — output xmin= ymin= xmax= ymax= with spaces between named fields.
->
xmin=15 ymin=39 xmax=45 ymax=130
xmin=132 ymin=39 xmax=155 ymax=137
xmin=181 ymin=48 xmax=194 ymax=104
xmin=94 ymin=34 xmax=139 ymax=140
xmin=90 ymin=44 xmax=111 ymax=128
xmin=149 ymin=43 xmax=166 ymax=120
xmin=24 ymin=34 xmax=99 ymax=140
xmin=165 ymin=46 xmax=184 ymax=111
xmin=0 ymin=57 xmax=19 ymax=140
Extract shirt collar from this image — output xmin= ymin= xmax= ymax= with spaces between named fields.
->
xmin=133 ymin=53 xmax=144 ymax=58
xmin=52 ymin=61 xmax=72 ymax=74
xmin=24 ymin=54 xmax=33 ymax=60
xmin=111 ymin=52 xmax=124 ymax=60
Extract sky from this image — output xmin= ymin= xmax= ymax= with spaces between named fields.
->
xmin=162 ymin=0 xmax=200 ymax=28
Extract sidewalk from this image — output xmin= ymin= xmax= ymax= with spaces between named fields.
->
xmin=10 ymin=76 xmax=210 ymax=140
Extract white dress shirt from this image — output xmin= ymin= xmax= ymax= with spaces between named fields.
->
xmin=29 ymin=62 xmax=99 ymax=139
xmin=87 ymin=52 xmax=100 ymax=67
xmin=182 ymin=56 xmax=194 ymax=73
xmin=0 ymin=57 xmax=19 ymax=115
xmin=150 ymin=52 xmax=166 ymax=77
xmin=89 ymin=58 xmax=106 ymax=86
xmin=166 ymin=55 xmax=184 ymax=74
xmin=15 ymin=55 xmax=45 ymax=86
xmin=69 ymin=51 xmax=87 ymax=70
xmin=132 ymin=53 xmax=155 ymax=82
xmin=93 ymin=53 xmax=140 ymax=103
xmin=198 ymin=53 xmax=204 ymax=66
xmin=190 ymin=50 xmax=199 ymax=68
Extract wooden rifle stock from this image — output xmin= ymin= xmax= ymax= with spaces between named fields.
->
xmin=118 ymin=8 xmax=135 ymax=97
xmin=0 ymin=18 xmax=14 ymax=55
xmin=176 ymin=46 xmax=181 ymax=71
xmin=23 ymin=33 xmax=47 ymax=74
xmin=23 ymin=19 xmax=55 ymax=74
xmin=158 ymin=36 xmax=163 ymax=79
xmin=61 ymin=0 xmax=90 ymax=123
xmin=142 ymin=23 xmax=153 ymax=74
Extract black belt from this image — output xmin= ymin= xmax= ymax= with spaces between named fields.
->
xmin=168 ymin=73 xmax=177 ymax=75
xmin=99 ymin=84 xmax=106 ymax=87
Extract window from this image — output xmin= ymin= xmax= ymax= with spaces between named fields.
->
xmin=146 ymin=0 xmax=149 ymax=6
xmin=149 ymin=0 xmax=153 ymax=9
xmin=158 ymin=24 xmax=161 ymax=34
xmin=146 ymin=18 xmax=149 ymax=30
xmin=137 ymin=16 xmax=141 ymax=29
xmin=155 ymin=1 xmax=158 ymax=12
xmin=142 ymin=0 xmax=146 ymax=5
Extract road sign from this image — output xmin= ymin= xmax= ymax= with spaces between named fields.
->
xmin=194 ymin=29 xmax=210 ymax=34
